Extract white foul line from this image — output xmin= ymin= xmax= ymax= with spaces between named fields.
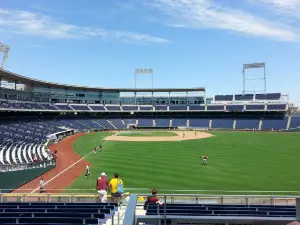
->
xmin=30 ymin=139 xmax=109 ymax=194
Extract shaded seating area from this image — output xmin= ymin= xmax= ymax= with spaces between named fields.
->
xmin=0 ymin=202 xmax=118 ymax=225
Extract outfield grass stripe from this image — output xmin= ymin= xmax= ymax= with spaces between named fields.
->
xmin=68 ymin=131 xmax=300 ymax=194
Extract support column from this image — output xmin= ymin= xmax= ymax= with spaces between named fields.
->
xmin=186 ymin=119 xmax=189 ymax=128
xmin=233 ymin=119 xmax=236 ymax=130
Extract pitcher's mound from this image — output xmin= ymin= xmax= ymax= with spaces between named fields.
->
xmin=104 ymin=131 xmax=213 ymax=142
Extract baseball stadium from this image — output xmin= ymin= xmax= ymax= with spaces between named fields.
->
xmin=1 ymin=45 xmax=300 ymax=224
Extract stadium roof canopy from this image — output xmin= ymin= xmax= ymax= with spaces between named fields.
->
xmin=0 ymin=68 xmax=205 ymax=92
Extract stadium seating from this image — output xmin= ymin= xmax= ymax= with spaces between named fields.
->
xmin=169 ymin=105 xmax=187 ymax=111
xmin=207 ymin=105 xmax=224 ymax=111
xmin=189 ymin=118 xmax=210 ymax=128
xmin=69 ymin=104 xmax=90 ymax=111
xmin=0 ymin=202 xmax=117 ymax=225
xmin=267 ymin=104 xmax=287 ymax=110
xmin=172 ymin=119 xmax=187 ymax=127
xmin=290 ymin=116 xmax=300 ymax=129
xmin=105 ymin=105 xmax=120 ymax=111
xmin=211 ymin=118 xmax=234 ymax=129
xmin=109 ymin=119 xmax=126 ymax=129
xmin=255 ymin=93 xmax=281 ymax=100
xmin=137 ymin=119 xmax=153 ymax=127
xmin=88 ymin=105 xmax=106 ymax=111
xmin=246 ymin=104 xmax=265 ymax=110
xmin=122 ymin=105 xmax=138 ymax=111
xmin=261 ymin=117 xmax=288 ymax=130
xmin=140 ymin=106 xmax=153 ymax=111
xmin=214 ymin=95 xmax=233 ymax=101
xmin=189 ymin=105 xmax=205 ymax=110
xmin=225 ymin=104 xmax=244 ymax=111
xmin=54 ymin=104 xmax=73 ymax=111
xmin=155 ymin=105 xmax=168 ymax=111
xmin=234 ymin=94 xmax=253 ymax=101
xmin=235 ymin=118 xmax=260 ymax=129
xmin=145 ymin=203 xmax=296 ymax=218
xmin=154 ymin=119 xmax=170 ymax=127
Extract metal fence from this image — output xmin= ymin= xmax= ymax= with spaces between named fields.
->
xmin=0 ymin=159 xmax=56 ymax=173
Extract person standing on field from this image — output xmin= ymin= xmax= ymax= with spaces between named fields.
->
xmin=40 ymin=177 xmax=45 ymax=193
xmin=96 ymin=172 xmax=108 ymax=202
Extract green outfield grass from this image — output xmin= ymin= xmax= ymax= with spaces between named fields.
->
xmin=117 ymin=131 xmax=178 ymax=137
xmin=67 ymin=131 xmax=300 ymax=194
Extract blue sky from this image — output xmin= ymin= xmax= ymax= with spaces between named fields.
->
xmin=0 ymin=0 xmax=299 ymax=102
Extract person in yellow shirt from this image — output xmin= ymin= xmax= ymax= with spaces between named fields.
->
xmin=109 ymin=173 xmax=124 ymax=203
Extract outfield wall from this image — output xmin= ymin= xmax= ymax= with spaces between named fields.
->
xmin=0 ymin=161 xmax=56 ymax=193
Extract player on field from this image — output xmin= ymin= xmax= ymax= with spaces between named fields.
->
xmin=200 ymin=155 xmax=208 ymax=165
xmin=85 ymin=165 xmax=90 ymax=177
xmin=99 ymin=144 xmax=103 ymax=152
xmin=93 ymin=146 xmax=96 ymax=155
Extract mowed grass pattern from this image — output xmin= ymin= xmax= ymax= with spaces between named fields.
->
xmin=68 ymin=131 xmax=300 ymax=193
xmin=117 ymin=131 xmax=178 ymax=137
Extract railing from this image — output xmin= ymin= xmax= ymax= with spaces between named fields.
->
xmin=125 ymin=194 xmax=300 ymax=225
xmin=0 ymin=159 xmax=56 ymax=173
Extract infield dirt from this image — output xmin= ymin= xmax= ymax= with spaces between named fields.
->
xmin=104 ymin=131 xmax=213 ymax=142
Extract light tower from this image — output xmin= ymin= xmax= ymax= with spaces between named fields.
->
xmin=0 ymin=42 xmax=10 ymax=68
xmin=242 ymin=62 xmax=266 ymax=94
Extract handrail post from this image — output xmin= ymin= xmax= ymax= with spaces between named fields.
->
xmin=296 ymin=197 xmax=300 ymax=220
xmin=164 ymin=195 xmax=167 ymax=225
xmin=123 ymin=195 xmax=137 ymax=225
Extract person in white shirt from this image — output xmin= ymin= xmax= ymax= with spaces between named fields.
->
xmin=40 ymin=178 xmax=45 ymax=193
xmin=85 ymin=165 xmax=90 ymax=177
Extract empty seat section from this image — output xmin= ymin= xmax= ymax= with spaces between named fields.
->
xmin=235 ymin=118 xmax=260 ymax=129
xmin=215 ymin=95 xmax=233 ymax=101
xmin=169 ymin=105 xmax=187 ymax=110
xmin=256 ymin=93 xmax=281 ymax=100
xmin=235 ymin=94 xmax=253 ymax=101
xmin=105 ymin=105 xmax=120 ymax=110
xmin=155 ymin=105 xmax=167 ymax=111
xmin=189 ymin=105 xmax=205 ymax=110
xmin=122 ymin=105 xmax=138 ymax=111
xmin=172 ymin=119 xmax=187 ymax=127
xmin=211 ymin=119 xmax=233 ymax=129
xmin=138 ymin=119 xmax=153 ymax=127
xmin=207 ymin=105 xmax=224 ymax=110
xmin=290 ymin=116 xmax=300 ymax=128
xmin=246 ymin=104 xmax=265 ymax=110
xmin=88 ymin=105 xmax=106 ymax=110
xmin=155 ymin=119 xmax=170 ymax=127
xmin=189 ymin=118 xmax=209 ymax=128
xmin=109 ymin=119 xmax=125 ymax=129
xmin=267 ymin=104 xmax=286 ymax=110
xmin=261 ymin=117 xmax=288 ymax=130
xmin=69 ymin=105 xmax=90 ymax=111
xmin=54 ymin=104 xmax=73 ymax=110
xmin=146 ymin=203 xmax=296 ymax=218
xmin=226 ymin=105 xmax=244 ymax=111
xmin=140 ymin=106 xmax=153 ymax=111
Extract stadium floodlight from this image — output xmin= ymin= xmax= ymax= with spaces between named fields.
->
xmin=0 ymin=42 xmax=10 ymax=68
xmin=242 ymin=62 xmax=266 ymax=94
xmin=134 ymin=68 xmax=154 ymax=90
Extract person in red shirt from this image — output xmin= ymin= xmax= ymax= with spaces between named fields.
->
xmin=96 ymin=172 xmax=108 ymax=202
xmin=144 ymin=189 xmax=163 ymax=210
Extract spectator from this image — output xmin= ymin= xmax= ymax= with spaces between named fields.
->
xmin=144 ymin=189 xmax=163 ymax=210
xmin=96 ymin=172 xmax=108 ymax=202
xmin=109 ymin=173 xmax=124 ymax=203
xmin=40 ymin=178 xmax=45 ymax=193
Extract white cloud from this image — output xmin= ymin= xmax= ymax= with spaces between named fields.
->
xmin=148 ymin=0 xmax=300 ymax=42
xmin=250 ymin=0 xmax=300 ymax=18
xmin=0 ymin=8 xmax=169 ymax=44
